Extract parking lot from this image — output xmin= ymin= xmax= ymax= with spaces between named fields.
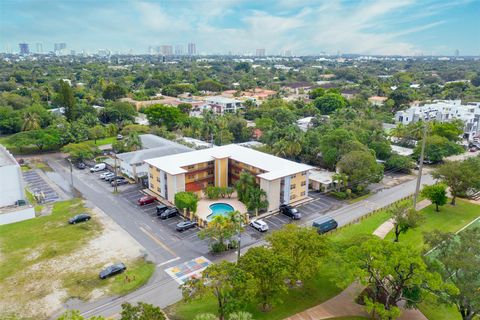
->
xmin=22 ymin=170 xmax=59 ymax=203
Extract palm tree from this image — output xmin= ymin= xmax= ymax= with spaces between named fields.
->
xmin=246 ymin=186 xmax=269 ymax=216
xmin=22 ymin=111 xmax=41 ymax=131
xmin=235 ymin=171 xmax=255 ymax=203
xmin=125 ymin=131 xmax=142 ymax=151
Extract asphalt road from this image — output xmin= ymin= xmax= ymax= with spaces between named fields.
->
xmin=45 ymin=153 xmax=436 ymax=319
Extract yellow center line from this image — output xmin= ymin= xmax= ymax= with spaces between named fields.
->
xmin=140 ymin=227 xmax=178 ymax=257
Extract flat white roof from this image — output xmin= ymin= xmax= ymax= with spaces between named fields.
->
xmin=144 ymin=144 xmax=313 ymax=181
xmin=309 ymin=169 xmax=335 ymax=184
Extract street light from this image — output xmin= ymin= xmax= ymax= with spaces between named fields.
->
xmin=413 ymin=120 xmax=428 ymax=210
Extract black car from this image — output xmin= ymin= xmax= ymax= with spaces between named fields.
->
xmin=176 ymin=220 xmax=197 ymax=231
xmin=99 ymin=263 xmax=126 ymax=279
xmin=279 ymin=204 xmax=302 ymax=220
xmin=312 ymin=216 xmax=338 ymax=234
xmin=69 ymin=213 xmax=91 ymax=224
xmin=159 ymin=207 xmax=178 ymax=220
xmin=111 ymin=179 xmax=128 ymax=186
xmin=76 ymin=162 xmax=86 ymax=169
xmin=156 ymin=204 xmax=169 ymax=214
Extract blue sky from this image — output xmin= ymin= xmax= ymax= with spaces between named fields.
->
xmin=1 ymin=0 xmax=479 ymax=55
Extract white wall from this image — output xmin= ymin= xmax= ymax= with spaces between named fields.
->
xmin=260 ymin=178 xmax=281 ymax=212
xmin=0 ymin=164 xmax=25 ymax=207
xmin=0 ymin=206 xmax=35 ymax=225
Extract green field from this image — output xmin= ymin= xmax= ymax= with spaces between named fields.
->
xmin=91 ymin=136 xmax=116 ymax=146
xmin=0 ymin=199 xmax=154 ymax=319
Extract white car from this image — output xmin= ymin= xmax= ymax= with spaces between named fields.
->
xmin=250 ymin=219 xmax=269 ymax=232
xmin=100 ymin=171 xmax=114 ymax=179
xmin=90 ymin=163 xmax=106 ymax=172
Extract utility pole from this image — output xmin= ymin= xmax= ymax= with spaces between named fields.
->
xmin=236 ymin=212 xmax=242 ymax=263
xmin=113 ymin=152 xmax=118 ymax=193
xmin=68 ymin=158 xmax=74 ymax=190
xmin=413 ymin=122 xmax=428 ymax=210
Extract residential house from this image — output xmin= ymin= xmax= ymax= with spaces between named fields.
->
xmin=368 ymin=96 xmax=388 ymax=106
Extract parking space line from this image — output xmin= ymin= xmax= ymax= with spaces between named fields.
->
xmin=140 ymin=227 xmax=177 ymax=257
xmin=156 ymin=257 xmax=180 ymax=267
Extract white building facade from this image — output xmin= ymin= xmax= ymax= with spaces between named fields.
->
xmin=395 ymin=100 xmax=480 ymax=141
xmin=204 ymin=96 xmax=243 ymax=114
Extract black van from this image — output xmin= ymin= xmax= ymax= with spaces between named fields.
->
xmin=312 ymin=216 xmax=338 ymax=234
xmin=156 ymin=204 xmax=169 ymax=214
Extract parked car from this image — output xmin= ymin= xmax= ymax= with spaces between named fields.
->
xmin=279 ymin=204 xmax=302 ymax=220
xmin=176 ymin=220 xmax=197 ymax=231
xmin=69 ymin=213 xmax=91 ymax=224
xmin=100 ymin=171 xmax=114 ymax=179
xmin=469 ymin=147 xmax=478 ymax=152
xmin=90 ymin=163 xmax=106 ymax=172
xmin=156 ymin=204 xmax=169 ymax=214
xmin=99 ymin=263 xmax=126 ymax=279
xmin=116 ymin=134 xmax=123 ymax=140
xmin=250 ymin=219 xmax=269 ymax=232
xmin=105 ymin=175 xmax=124 ymax=182
xmin=76 ymin=162 xmax=86 ymax=169
xmin=138 ymin=195 xmax=156 ymax=206
xmin=111 ymin=179 xmax=128 ymax=186
xmin=312 ymin=216 xmax=338 ymax=234
xmin=159 ymin=207 xmax=178 ymax=220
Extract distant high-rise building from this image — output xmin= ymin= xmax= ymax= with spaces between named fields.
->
xmin=36 ymin=43 xmax=43 ymax=54
xmin=54 ymin=43 xmax=67 ymax=55
xmin=256 ymin=48 xmax=265 ymax=57
xmin=284 ymin=50 xmax=292 ymax=57
xmin=175 ymin=44 xmax=183 ymax=55
xmin=160 ymin=45 xmax=173 ymax=56
xmin=19 ymin=43 xmax=29 ymax=55
xmin=188 ymin=43 xmax=196 ymax=55
xmin=455 ymin=49 xmax=460 ymax=57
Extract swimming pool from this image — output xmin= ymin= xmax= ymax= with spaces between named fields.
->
xmin=207 ymin=203 xmax=234 ymax=221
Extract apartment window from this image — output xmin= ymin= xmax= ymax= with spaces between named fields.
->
xmin=149 ymin=174 xmax=153 ymax=178
xmin=292 ymin=174 xmax=296 ymax=179
xmin=301 ymin=181 xmax=306 ymax=186
xmin=187 ymin=165 xmax=195 ymax=170
xmin=290 ymin=184 xmax=296 ymax=190
xmin=157 ymin=177 xmax=161 ymax=182
xmin=157 ymin=187 xmax=161 ymax=192
xmin=290 ymin=194 xmax=296 ymax=200
xmin=208 ymin=170 xmax=214 ymax=175
xmin=188 ymin=175 xmax=195 ymax=179
xmin=301 ymin=191 xmax=306 ymax=196
xmin=302 ymin=171 xmax=307 ymax=176
xmin=156 ymin=168 xmax=160 ymax=172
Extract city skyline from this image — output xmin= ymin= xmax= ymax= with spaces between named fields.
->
xmin=1 ymin=0 xmax=480 ymax=56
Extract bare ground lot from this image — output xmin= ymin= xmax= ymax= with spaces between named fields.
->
xmin=0 ymin=199 xmax=154 ymax=320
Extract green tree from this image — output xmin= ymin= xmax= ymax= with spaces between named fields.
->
xmin=308 ymin=87 xmax=325 ymax=99
xmin=57 ymin=310 xmax=105 ymax=320
xmin=345 ymin=238 xmax=442 ymax=318
xmin=103 ymin=84 xmax=126 ymax=100
xmin=421 ymin=183 xmax=448 ymax=212
xmin=193 ymin=314 xmax=217 ymax=320
xmin=144 ymin=104 xmax=187 ymax=130
xmin=337 ymin=150 xmax=384 ymax=192
xmin=181 ymin=261 xmax=255 ymax=320
xmin=198 ymin=214 xmax=238 ymax=252
xmin=245 ymin=186 xmax=268 ymax=216
xmin=388 ymin=201 xmax=422 ymax=242
xmin=125 ymin=131 xmax=143 ymax=151
xmin=319 ymin=128 xmax=368 ymax=169
xmin=88 ymin=125 xmax=106 ymax=143
xmin=266 ymin=224 xmax=330 ymax=283
xmin=433 ymin=158 xmax=480 ymax=205
xmin=62 ymin=142 xmax=99 ymax=163
xmin=431 ymin=120 xmax=464 ymax=142
xmin=239 ymin=246 xmax=287 ymax=311
xmin=385 ymin=154 xmax=414 ymax=174
xmin=56 ymin=80 xmax=77 ymax=121
xmin=120 ymin=302 xmax=165 ymax=320
xmin=228 ymin=312 xmax=253 ymax=320
xmin=99 ymin=102 xmax=136 ymax=124
xmin=174 ymin=191 xmax=199 ymax=218
xmin=235 ymin=171 xmax=256 ymax=203
xmin=177 ymin=103 xmax=193 ymax=114
xmin=197 ymin=79 xmax=224 ymax=92
xmin=313 ymin=92 xmax=348 ymax=114
xmin=21 ymin=110 xmax=41 ymax=131
xmin=414 ymin=135 xmax=463 ymax=163
xmin=425 ymin=228 xmax=480 ymax=320
xmin=121 ymin=124 xmax=149 ymax=135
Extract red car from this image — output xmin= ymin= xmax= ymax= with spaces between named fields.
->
xmin=138 ymin=195 xmax=156 ymax=206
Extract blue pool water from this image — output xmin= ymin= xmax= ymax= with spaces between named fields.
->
xmin=207 ymin=203 xmax=234 ymax=221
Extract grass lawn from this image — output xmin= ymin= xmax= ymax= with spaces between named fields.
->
xmin=384 ymin=199 xmax=480 ymax=250
xmin=91 ymin=136 xmax=116 ymax=146
xmin=419 ymin=294 xmax=462 ymax=320
xmin=0 ymin=198 xmax=154 ymax=319
xmin=167 ymin=270 xmax=343 ymax=320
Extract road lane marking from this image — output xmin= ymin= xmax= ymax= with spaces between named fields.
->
xmin=157 ymin=257 xmax=180 ymax=267
xmin=140 ymin=226 xmax=177 ymax=257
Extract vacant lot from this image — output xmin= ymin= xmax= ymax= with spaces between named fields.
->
xmin=0 ymin=199 xmax=154 ymax=319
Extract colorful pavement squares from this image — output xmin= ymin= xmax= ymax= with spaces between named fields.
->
xmin=165 ymin=256 xmax=211 ymax=284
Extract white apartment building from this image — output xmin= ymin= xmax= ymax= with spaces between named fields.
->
xmin=0 ymin=145 xmax=35 ymax=225
xmin=203 ymin=96 xmax=243 ymax=114
xmin=395 ymin=100 xmax=480 ymax=141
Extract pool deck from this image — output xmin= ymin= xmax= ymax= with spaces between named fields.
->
xmin=196 ymin=197 xmax=247 ymax=223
